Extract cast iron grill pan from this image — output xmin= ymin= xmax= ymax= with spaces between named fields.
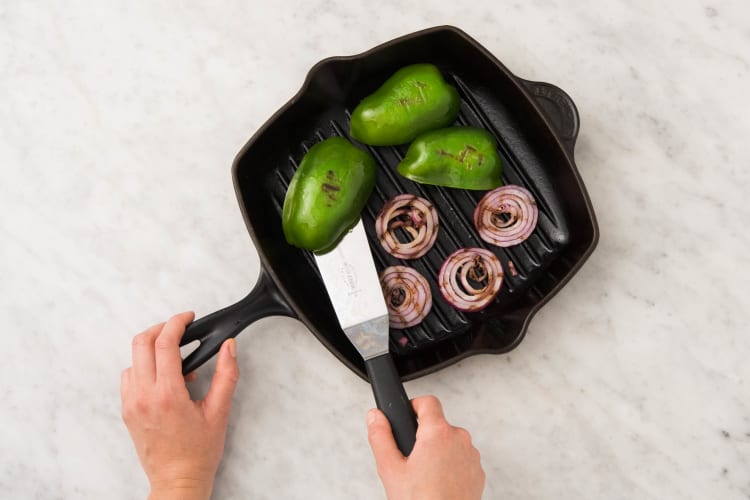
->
xmin=179 ymin=26 xmax=598 ymax=381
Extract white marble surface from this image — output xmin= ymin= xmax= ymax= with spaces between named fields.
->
xmin=1 ymin=1 xmax=749 ymax=498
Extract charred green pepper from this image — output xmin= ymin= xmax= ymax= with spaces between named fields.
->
xmin=282 ymin=137 xmax=376 ymax=253
xmin=397 ymin=127 xmax=502 ymax=190
xmin=349 ymin=64 xmax=460 ymax=146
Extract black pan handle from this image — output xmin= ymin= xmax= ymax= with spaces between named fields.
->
xmin=520 ymin=79 xmax=580 ymax=157
xmin=180 ymin=265 xmax=295 ymax=374
xmin=365 ymin=353 xmax=418 ymax=456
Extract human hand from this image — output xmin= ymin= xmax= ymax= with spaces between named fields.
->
xmin=367 ymin=395 xmax=485 ymax=500
xmin=120 ymin=311 xmax=240 ymax=500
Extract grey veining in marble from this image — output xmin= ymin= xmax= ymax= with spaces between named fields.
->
xmin=1 ymin=1 xmax=749 ymax=499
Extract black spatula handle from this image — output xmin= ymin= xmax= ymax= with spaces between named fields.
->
xmin=365 ymin=353 xmax=418 ymax=456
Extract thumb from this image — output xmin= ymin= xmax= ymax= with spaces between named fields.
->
xmin=367 ymin=409 xmax=405 ymax=477
xmin=204 ymin=338 xmax=239 ymax=423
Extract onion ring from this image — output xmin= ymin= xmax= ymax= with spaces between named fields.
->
xmin=474 ymin=185 xmax=538 ymax=247
xmin=438 ymin=248 xmax=503 ymax=312
xmin=379 ymin=266 xmax=433 ymax=329
xmin=375 ymin=194 xmax=439 ymax=259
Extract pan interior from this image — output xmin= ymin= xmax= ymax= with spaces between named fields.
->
xmin=234 ymin=28 xmax=596 ymax=378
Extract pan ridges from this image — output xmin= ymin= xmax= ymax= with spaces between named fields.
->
xmin=271 ymin=77 xmax=565 ymax=355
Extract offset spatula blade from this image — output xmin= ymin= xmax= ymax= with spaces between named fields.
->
xmin=314 ymin=221 xmax=389 ymax=359
xmin=314 ymin=220 xmax=417 ymax=455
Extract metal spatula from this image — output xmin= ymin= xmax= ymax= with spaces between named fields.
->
xmin=314 ymin=220 xmax=418 ymax=455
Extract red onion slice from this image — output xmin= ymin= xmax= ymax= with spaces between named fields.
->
xmin=375 ymin=194 xmax=439 ymax=259
xmin=379 ymin=265 xmax=433 ymax=329
xmin=474 ymin=185 xmax=538 ymax=247
xmin=438 ymin=248 xmax=503 ymax=312
xmin=508 ymin=260 xmax=519 ymax=277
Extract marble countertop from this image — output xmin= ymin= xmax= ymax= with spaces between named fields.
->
xmin=2 ymin=1 xmax=749 ymax=498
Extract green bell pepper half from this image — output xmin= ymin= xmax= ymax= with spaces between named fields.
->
xmin=282 ymin=137 xmax=376 ymax=253
xmin=397 ymin=127 xmax=502 ymax=190
xmin=349 ymin=63 xmax=460 ymax=146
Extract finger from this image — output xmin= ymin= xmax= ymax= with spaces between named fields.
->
xmin=410 ymin=395 xmax=446 ymax=426
xmin=120 ymin=368 xmax=133 ymax=423
xmin=131 ymin=322 xmax=164 ymax=384
xmin=120 ymin=368 xmax=132 ymax=403
xmin=454 ymin=426 xmax=474 ymax=446
xmin=154 ymin=311 xmax=195 ymax=385
xmin=203 ymin=339 xmax=239 ymax=423
xmin=366 ymin=408 xmax=405 ymax=474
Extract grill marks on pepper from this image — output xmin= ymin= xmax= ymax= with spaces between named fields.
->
xmin=398 ymin=96 xmax=426 ymax=107
xmin=437 ymin=144 xmax=485 ymax=169
xmin=398 ymin=80 xmax=428 ymax=108
xmin=322 ymin=169 xmax=341 ymax=206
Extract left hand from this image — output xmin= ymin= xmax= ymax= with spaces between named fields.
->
xmin=120 ymin=311 xmax=240 ymax=500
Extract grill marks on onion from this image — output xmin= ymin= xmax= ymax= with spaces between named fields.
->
xmin=379 ymin=266 xmax=433 ymax=329
xmin=474 ymin=185 xmax=538 ymax=247
xmin=438 ymin=248 xmax=503 ymax=312
xmin=375 ymin=194 xmax=438 ymax=259
xmin=375 ymin=187 xmax=535 ymax=321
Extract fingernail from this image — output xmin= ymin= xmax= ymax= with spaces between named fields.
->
xmin=227 ymin=338 xmax=237 ymax=358
xmin=367 ymin=409 xmax=378 ymax=426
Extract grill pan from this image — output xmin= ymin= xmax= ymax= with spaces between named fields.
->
xmin=179 ymin=25 xmax=599 ymax=381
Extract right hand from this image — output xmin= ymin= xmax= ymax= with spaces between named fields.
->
xmin=367 ymin=395 xmax=485 ymax=500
